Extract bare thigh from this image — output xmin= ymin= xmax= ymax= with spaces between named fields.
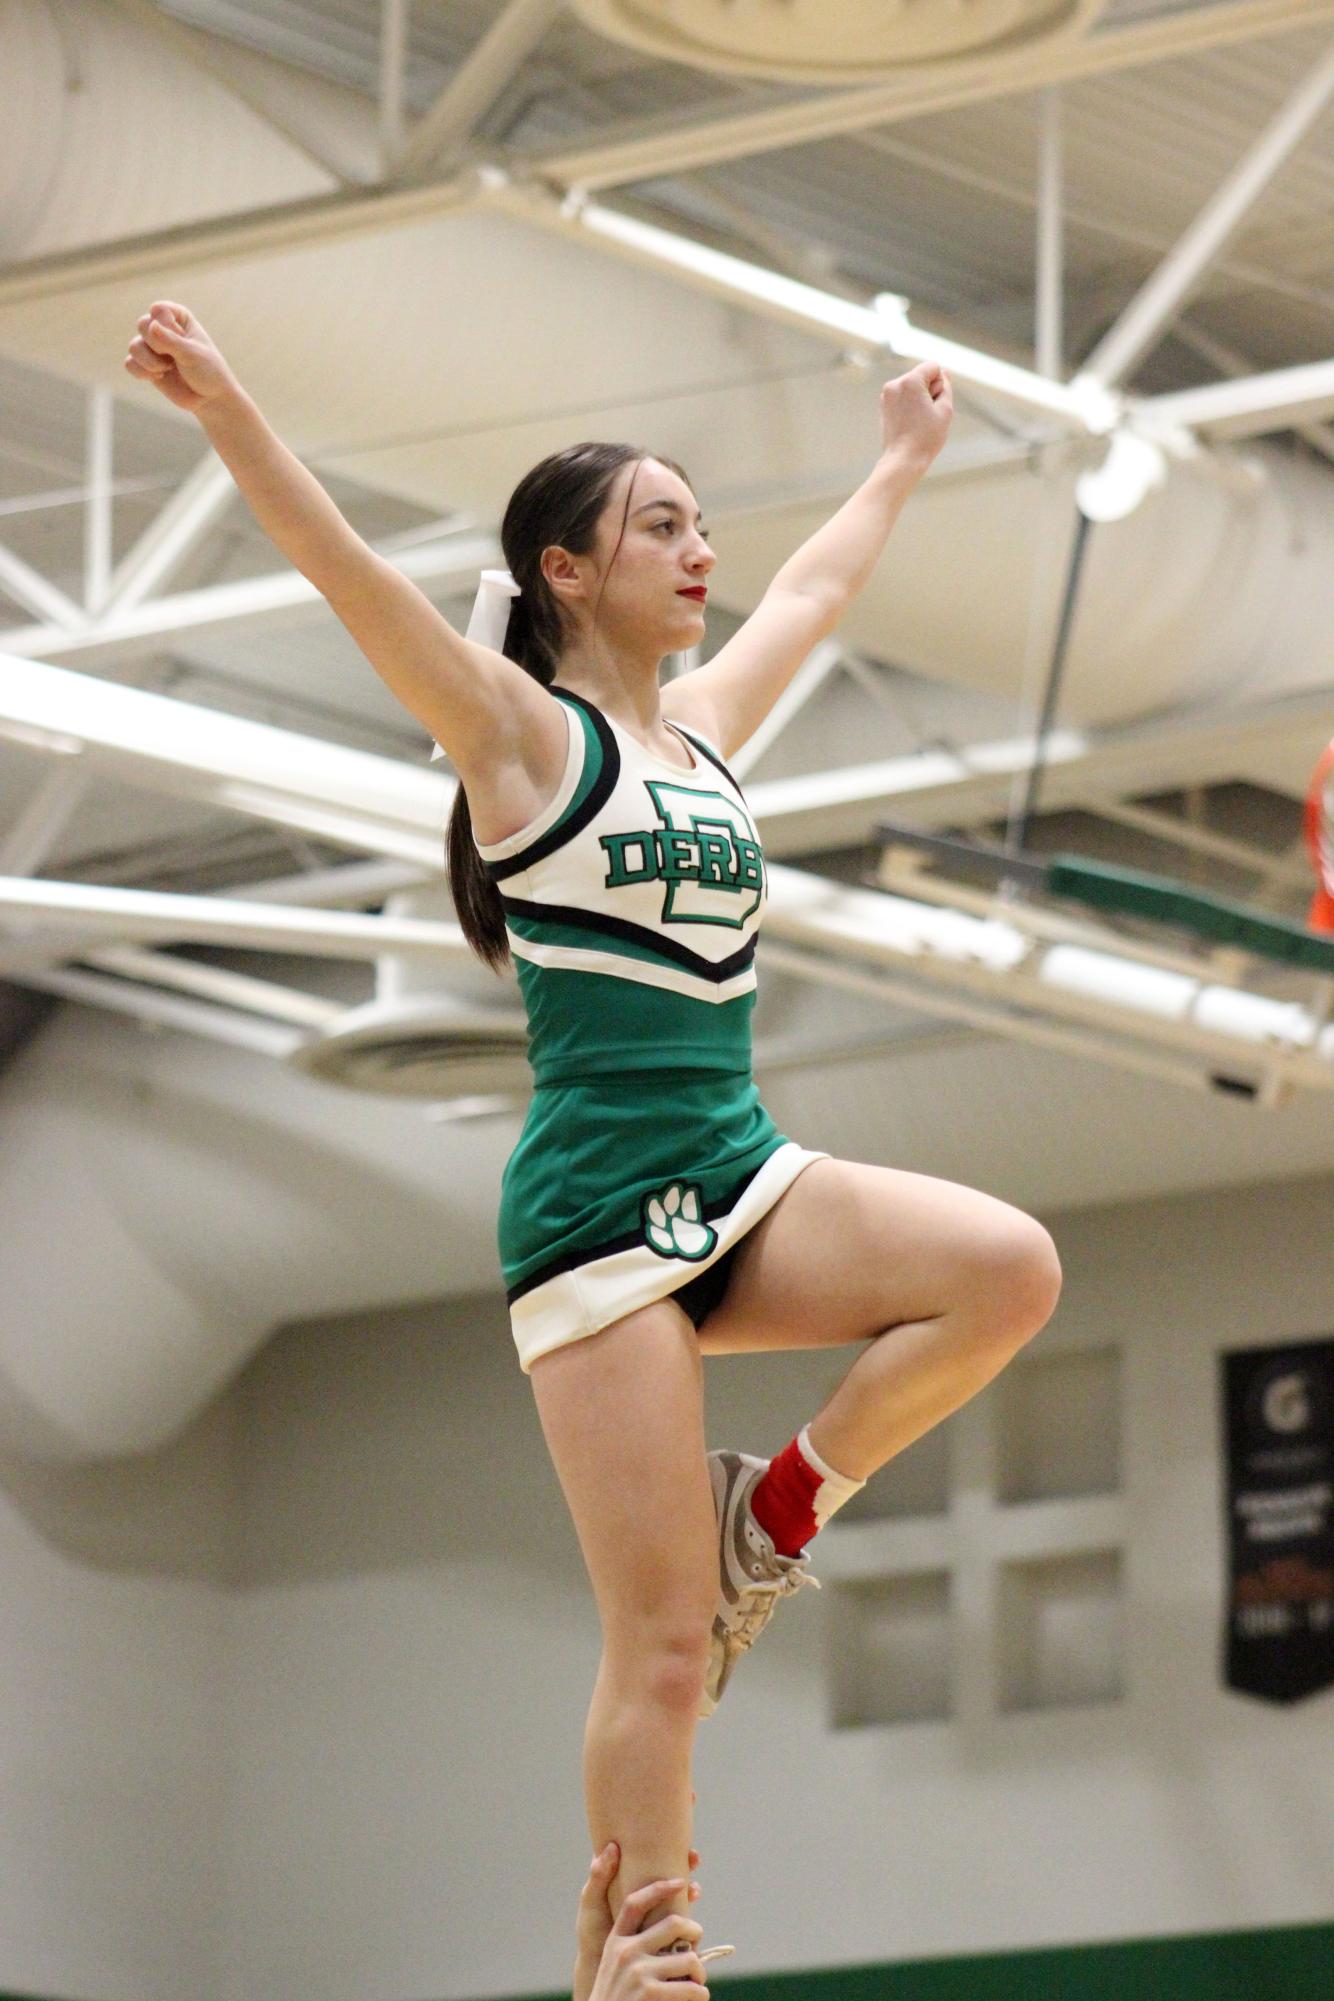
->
xmin=696 ymin=1155 xmax=1060 ymax=1356
xmin=528 ymin=1296 xmax=719 ymax=1645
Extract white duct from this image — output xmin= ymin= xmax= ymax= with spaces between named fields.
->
xmin=0 ymin=0 xmax=340 ymax=262
xmin=706 ymin=440 xmax=1334 ymax=729
xmin=0 ymin=1002 xmax=520 ymax=1467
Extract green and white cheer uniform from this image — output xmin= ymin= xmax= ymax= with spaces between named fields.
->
xmin=479 ymin=687 xmax=825 ymax=1372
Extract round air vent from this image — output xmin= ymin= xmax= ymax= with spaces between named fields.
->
xmin=287 ymin=992 xmax=530 ymax=1100
xmin=572 ymin=0 xmax=1091 ymax=84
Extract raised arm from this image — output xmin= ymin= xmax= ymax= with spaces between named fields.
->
xmin=663 ymin=361 xmax=953 ymax=762
xmin=123 ymin=301 xmax=563 ymax=785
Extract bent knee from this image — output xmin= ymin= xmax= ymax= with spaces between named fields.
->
xmin=971 ymin=1212 xmax=1063 ymax=1344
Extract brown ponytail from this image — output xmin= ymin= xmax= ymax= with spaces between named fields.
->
xmin=445 ymin=440 xmax=692 ymax=972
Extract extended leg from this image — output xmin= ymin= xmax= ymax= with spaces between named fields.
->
xmin=530 ymin=1298 xmax=718 ymax=1931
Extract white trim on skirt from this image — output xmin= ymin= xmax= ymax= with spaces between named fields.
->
xmin=512 ymin=1140 xmax=829 ymax=1373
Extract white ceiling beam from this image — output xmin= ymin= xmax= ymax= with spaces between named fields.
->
xmin=1089 ymin=797 xmax=1315 ymax=886
xmin=760 ymin=937 xmax=1227 ymax=1098
xmin=0 ymin=758 xmax=90 ymax=876
xmin=761 ymin=865 xmax=1334 ymax=1092
xmin=394 ymin=0 xmax=566 ymax=180
xmin=1 ymin=529 xmax=502 ymax=667
xmin=204 ymin=854 xmax=427 ymax=908
xmin=1082 ymin=34 xmax=1334 ymax=388
xmin=873 ymin=850 xmax=1254 ymax=986
xmin=2 ymin=444 xmax=1057 ymax=669
xmin=0 ymin=855 xmax=428 ymax=985
xmin=0 ymin=652 xmax=447 ymax=865
xmin=730 ymin=639 xmax=846 ymax=779
xmin=0 ymin=474 xmax=171 ymax=523
xmin=0 ymin=541 xmax=88 ymax=631
xmin=379 ymin=0 xmax=409 ymax=172
xmin=7 ymin=898 xmax=1312 ymax=1100
xmin=1035 ymin=87 xmax=1064 ymax=382
xmin=1175 ymin=318 xmax=1334 ymax=465
xmin=100 ymin=454 xmax=239 ymax=619
xmin=2 ymin=3 xmax=1329 ymax=309
xmin=3 ymin=860 xmax=1328 ymax=1101
xmin=1139 ymin=356 xmax=1334 ymax=441
xmin=529 ymin=0 xmax=1334 ymax=192
xmin=2 ymin=660 xmax=1329 ymax=1092
xmin=0 ymin=170 xmax=484 ymax=309
xmin=11 ymin=940 xmax=345 ymax=1026
xmin=4 ymin=653 xmax=1330 ymax=876
xmin=747 ymin=687 xmax=1334 ymax=854
xmin=858 ymin=125 xmax=1334 ymax=335
xmin=0 ymin=875 xmax=468 ymax=964
xmin=3 ymin=959 xmax=309 ymax=1057
xmin=84 ymin=387 xmax=114 ymax=615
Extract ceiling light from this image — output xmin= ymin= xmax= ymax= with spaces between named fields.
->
xmin=571 ymin=0 xmax=1089 ymax=85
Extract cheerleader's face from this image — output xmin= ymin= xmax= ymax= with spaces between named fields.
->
xmin=546 ymin=457 xmax=715 ymax=661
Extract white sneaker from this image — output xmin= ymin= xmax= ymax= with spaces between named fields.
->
xmin=699 ymin=1450 xmax=821 ymax=1718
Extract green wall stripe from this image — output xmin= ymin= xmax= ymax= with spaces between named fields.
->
xmin=5 ymin=1915 xmax=1326 ymax=1999
xmin=503 ymin=1916 xmax=1333 ymax=2001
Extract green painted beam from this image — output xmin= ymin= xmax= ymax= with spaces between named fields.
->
xmin=1049 ymin=856 xmax=1334 ymax=973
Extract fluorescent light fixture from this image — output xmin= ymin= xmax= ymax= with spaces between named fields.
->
xmin=570 ymin=195 xmax=885 ymax=346
xmin=506 ymin=180 xmax=1108 ymax=437
xmin=1039 ymin=945 xmax=1333 ymax=1057
xmin=874 ymin=294 xmax=1111 ymax=432
xmin=1075 ymin=429 xmax=1168 ymax=522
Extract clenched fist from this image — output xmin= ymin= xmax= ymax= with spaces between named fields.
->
xmin=880 ymin=360 xmax=953 ymax=470
xmin=124 ymin=301 xmax=238 ymax=413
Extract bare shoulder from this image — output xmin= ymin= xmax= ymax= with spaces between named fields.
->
xmin=451 ymin=651 xmax=572 ymax=848
xmin=659 ymin=676 xmax=725 ymax=753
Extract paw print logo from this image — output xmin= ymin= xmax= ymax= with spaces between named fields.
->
xmin=642 ymin=1181 xmax=718 ymax=1262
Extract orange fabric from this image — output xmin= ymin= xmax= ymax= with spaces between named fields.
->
xmin=1307 ymin=740 xmax=1334 ymax=935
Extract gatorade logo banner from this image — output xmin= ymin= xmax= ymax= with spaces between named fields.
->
xmin=1222 ymin=1337 xmax=1334 ymax=1703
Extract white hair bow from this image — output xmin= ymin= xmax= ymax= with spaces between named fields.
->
xmin=429 ymin=568 xmax=521 ymax=764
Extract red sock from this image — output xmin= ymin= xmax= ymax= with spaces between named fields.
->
xmin=749 ymin=1427 xmax=864 ymax=1557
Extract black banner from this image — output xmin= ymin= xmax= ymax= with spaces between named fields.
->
xmin=1222 ymin=1337 xmax=1334 ymax=1703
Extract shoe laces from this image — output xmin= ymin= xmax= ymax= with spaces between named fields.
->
xmin=662 ymin=1941 xmax=736 ymax=1964
xmin=728 ymin=1560 xmax=821 ymax=1651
